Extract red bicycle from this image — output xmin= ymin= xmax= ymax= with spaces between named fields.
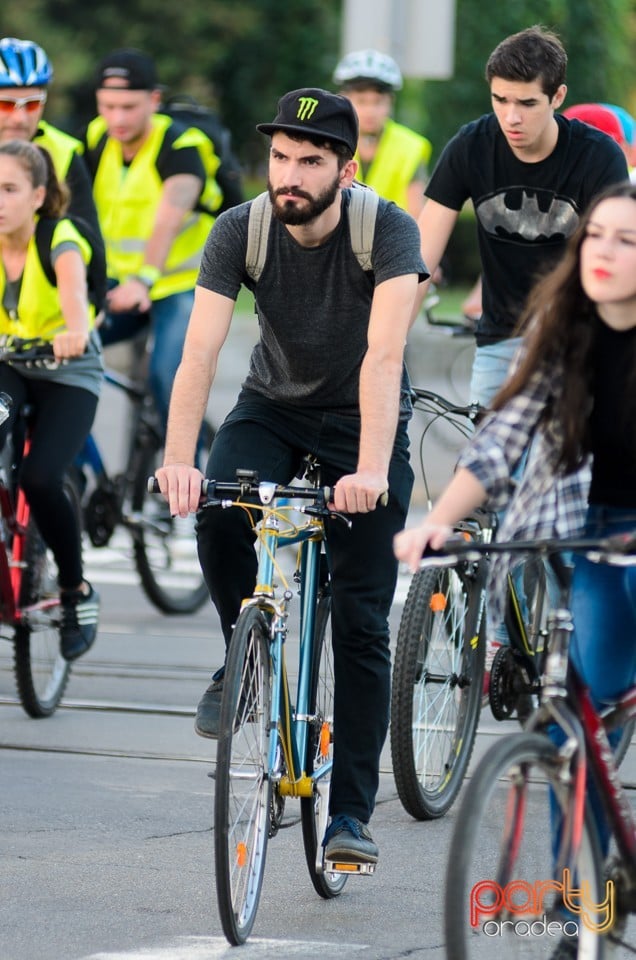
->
xmin=440 ymin=532 xmax=636 ymax=959
xmin=0 ymin=345 xmax=82 ymax=717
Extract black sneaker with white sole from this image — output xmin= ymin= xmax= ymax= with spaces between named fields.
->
xmin=60 ymin=582 xmax=100 ymax=661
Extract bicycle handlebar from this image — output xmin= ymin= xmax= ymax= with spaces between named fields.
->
xmin=147 ymin=475 xmax=389 ymax=509
xmin=0 ymin=339 xmax=62 ymax=369
xmin=410 ymin=387 xmax=483 ymax=422
xmin=420 ymin=531 xmax=636 ymax=565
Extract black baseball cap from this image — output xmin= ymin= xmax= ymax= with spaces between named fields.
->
xmin=96 ymin=49 xmax=158 ymax=90
xmin=256 ymin=87 xmax=358 ymax=154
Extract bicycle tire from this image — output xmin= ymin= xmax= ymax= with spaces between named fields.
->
xmin=214 ymin=604 xmax=272 ymax=945
xmin=131 ymin=419 xmax=214 ymax=614
xmin=13 ymin=476 xmax=78 ymax=717
xmin=300 ymin=593 xmax=347 ymax=898
xmin=390 ymin=562 xmax=486 ymax=819
xmin=445 ymin=731 xmax=606 ymax=960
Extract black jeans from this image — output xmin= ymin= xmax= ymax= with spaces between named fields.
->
xmin=196 ymin=389 xmax=414 ymax=824
xmin=0 ymin=365 xmax=97 ymax=589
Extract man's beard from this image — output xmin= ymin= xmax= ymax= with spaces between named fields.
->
xmin=267 ymin=173 xmax=341 ymax=225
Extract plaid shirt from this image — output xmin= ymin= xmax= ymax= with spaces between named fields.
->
xmin=457 ymin=360 xmax=590 ymax=619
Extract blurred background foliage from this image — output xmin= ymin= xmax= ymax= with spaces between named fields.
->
xmin=4 ymin=0 xmax=635 ymax=216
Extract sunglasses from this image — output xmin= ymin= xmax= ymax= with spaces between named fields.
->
xmin=0 ymin=94 xmax=47 ymax=116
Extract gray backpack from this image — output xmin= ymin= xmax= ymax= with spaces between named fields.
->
xmin=245 ymin=183 xmax=380 ymax=281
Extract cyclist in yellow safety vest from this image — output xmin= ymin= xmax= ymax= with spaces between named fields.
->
xmin=83 ymin=48 xmax=222 ymax=427
xmin=0 ymin=37 xmax=100 ymax=233
xmin=333 ymin=49 xmax=432 ymax=219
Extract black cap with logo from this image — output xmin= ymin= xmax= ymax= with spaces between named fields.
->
xmin=257 ymin=87 xmax=358 ymax=154
xmin=96 ymin=49 xmax=158 ymax=90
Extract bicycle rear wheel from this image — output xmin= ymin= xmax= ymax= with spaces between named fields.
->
xmin=445 ymin=732 xmax=605 ymax=960
xmin=13 ymin=477 xmax=78 ymax=717
xmin=390 ymin=561 xmax=486 ymax=819
xmin=131 ymin=419 xmax=214 ymax=614
xmin=301 ymin=593 xmax=347 ymax=898
xmin=215 ymin=605 xmax=272 ymax=945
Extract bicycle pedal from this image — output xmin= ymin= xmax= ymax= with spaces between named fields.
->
xmin=323 ymin=858 xmax=376 ymax=876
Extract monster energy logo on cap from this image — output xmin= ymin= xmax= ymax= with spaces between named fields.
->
xmin=296 ymin=96 xmax=319 ymax=121
xmin=256 ymin=87 xmax=359 ymax=155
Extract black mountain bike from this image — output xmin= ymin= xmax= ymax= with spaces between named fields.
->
xmin=76 ymin=338 xmax=214 ymax=614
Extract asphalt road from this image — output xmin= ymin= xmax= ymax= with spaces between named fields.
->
xmin=1 ymin=318 xmax=634 ymax=960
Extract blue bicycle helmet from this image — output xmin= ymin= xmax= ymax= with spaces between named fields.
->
xmin=0 ymin=38 xmax=53 ymax=87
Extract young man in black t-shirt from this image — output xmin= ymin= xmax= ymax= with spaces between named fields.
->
xmin=416 ymin=25 xmax=628 ymax=407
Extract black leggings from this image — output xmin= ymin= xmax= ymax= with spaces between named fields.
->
xmin=0 ymin=365 xmax=98 ymax=590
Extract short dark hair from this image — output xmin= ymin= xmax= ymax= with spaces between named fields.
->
xmin=485 ymin=25 xmax=567 ymax=99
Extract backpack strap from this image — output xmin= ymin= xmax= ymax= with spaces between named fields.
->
xmin=245 ymin=184 xmax=379 ymax=281
xmin=245 ymin=191 xmax=272 ymax=282
xmin=34 ymin=218 xmax=57 ymax=287
xmin=348 ymin=182 xmax=379 ymax=272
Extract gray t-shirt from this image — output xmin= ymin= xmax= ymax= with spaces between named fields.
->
xmin=197 ymin=189 xmax=427 ymax=416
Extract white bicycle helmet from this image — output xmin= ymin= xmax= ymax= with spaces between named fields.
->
xmin=333 ymin=49 xmax=403 ymax=91
xmin=0 ymin=37 xmax=53 ymax=87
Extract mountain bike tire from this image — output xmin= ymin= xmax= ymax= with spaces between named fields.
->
xmin=390 ymin=561 xmax=486 ymax=819
xmin=13 ymin=476 xmax=78 ymax=717
xmin=445 ymin=731 xmax=605 ymax=960
xmin=131 ymin=419 xmax=214 ymax=614
xmin=300 ymin=593 xmax=347 ymax=898
xmin=214 ymin=605 xmax=272 ymax=945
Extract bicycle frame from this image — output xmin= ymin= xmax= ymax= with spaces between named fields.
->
xmin=75 ymin=367 xmax=149 ymax=486
xmin=0 ymin=432 xmax=57 ymax=624
xmin=533 ymin=669 xmax=636 ymax=886
xmin=233 ymin=492 xmax=329 ymax=799
xmin=432 ymin=533 xmax=636 ymax=922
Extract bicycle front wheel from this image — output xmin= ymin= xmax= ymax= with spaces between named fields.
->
xmin=390 ymin=563 xmax=485 ymax=819
xmin=445 ymin=732 xmax=605 ymax=960
xmin=131 ymin=419 xmax=214 ymax=614
xmin=300 ymin=594 xmax=347 ymax=898
xmin=13 ymin=477 xmax=78 ymax=717
xmin=215 ymin=605 xmax=272 ymax=945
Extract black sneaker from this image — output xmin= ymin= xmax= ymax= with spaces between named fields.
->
xmin=194 ymin=679 xmax=223 ymax=739
xmin=60 ymin=582 xmax=100 ymax=661
xmin=323 ymin=814 xmax=379 ymax=864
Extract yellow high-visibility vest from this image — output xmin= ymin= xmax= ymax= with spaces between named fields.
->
xmin=34 ymin=120 xmax=84 ymax=179
xmin=0 ymin=219 xmax=94 ymax=340
xmin=86 ymin=114 xmax=220 ymax=299
xmin=355 ymin=118 xmax=432 ymax=211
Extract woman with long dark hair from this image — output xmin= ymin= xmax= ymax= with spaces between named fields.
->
xmin=0 ymin=140 xmax=103 ymax=660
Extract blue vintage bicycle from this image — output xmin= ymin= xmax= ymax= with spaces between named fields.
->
xmin=154 ymin=459 xmax=370 ymax=944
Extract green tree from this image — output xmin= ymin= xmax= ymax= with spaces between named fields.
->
xmin=422 ymin=0 xmax=634 ymax=161
xmin=3 ymin=0 xmax=341 ymax=169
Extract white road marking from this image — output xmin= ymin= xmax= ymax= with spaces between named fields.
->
xmin=85 ymin=935 xmax=367 ymax=958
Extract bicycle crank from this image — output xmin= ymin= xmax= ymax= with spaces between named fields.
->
xmin=85 ymin=485 xmax=120 ymax=547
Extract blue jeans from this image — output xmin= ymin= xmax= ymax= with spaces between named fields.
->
xmin=551 ymin=505 xmax=636 ymax=860
xmin=196 ymin=389 xmax=414 ymax=824
xmin=469 ymin=337 xmax=523 ymax=407
xmin=100 ymin=289 xmax=194 ymax=427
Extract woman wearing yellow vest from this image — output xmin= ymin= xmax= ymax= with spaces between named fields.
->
xmin=333 ymin=49 xmax=432 ymax=219
xmin=0 ymin=140 xmax=103 ymax=661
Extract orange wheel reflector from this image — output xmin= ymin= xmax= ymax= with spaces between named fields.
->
xmin=430 ymin=592 xmax=447 ymax=612
xmin=320 ymin=721 xmax=331 ymax=757
xmin=236 ymin=842 xmax=247 ymax=868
